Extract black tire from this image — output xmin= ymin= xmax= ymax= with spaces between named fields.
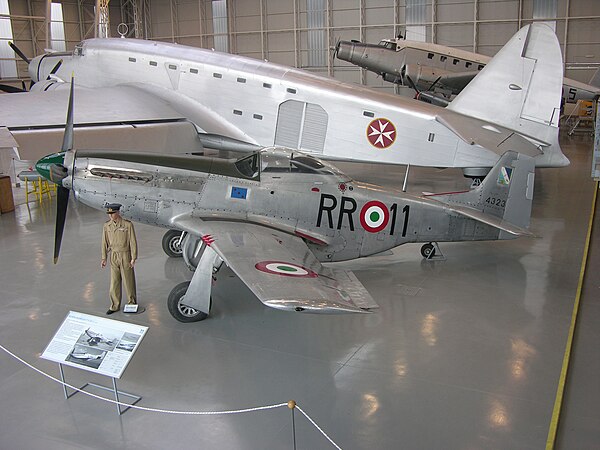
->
xmin=421 ymin=243 xmax=435 ymax=259
xmin=162 ymin=229 xmax=183 ymax=258
xmin=167 ymin=281 xmax=209 ymax=322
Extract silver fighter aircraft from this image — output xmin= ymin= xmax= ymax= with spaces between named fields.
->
xmin=38 ymin=80 xmax=536 ymax=323
xmin=335 ymin=33 xmax=600 ymax=106
xmin=3 ymin=23 xmax=566 ymax=182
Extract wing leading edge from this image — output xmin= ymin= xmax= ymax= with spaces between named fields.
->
xmin=172 ymin=217 xmax=378 ymax=313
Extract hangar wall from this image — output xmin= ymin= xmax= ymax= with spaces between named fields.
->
xmin=146 ymin=0 xmax=600 ymax=92
xmin=3 ymin=0 xmax=600 ymax=91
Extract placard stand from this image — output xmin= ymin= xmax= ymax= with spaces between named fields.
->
xmin=59 ymin=363 xmax=141 ymax=415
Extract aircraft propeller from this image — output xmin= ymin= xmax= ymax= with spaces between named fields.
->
xmin=403 ymin=69 xmax=449 ymax=108
xmin=36 ymin=77 xmax=75 ymax=263
xmin=0 ymin=42 xmax=62 ymax=93
xmin=0 ymin=42 xmax=31 ymax=93
xmin=9 ymin=41 xmax=30 ymax=64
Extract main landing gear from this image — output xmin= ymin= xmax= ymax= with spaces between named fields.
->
xmin=166 ymin=234 xmax=223 ymax=322
xmin=162 ymin=229 xmax=184 ymax=258
xmin=420 ymin=242 xmax=445 ymax=260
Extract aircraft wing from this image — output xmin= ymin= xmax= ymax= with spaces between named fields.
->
xmin=435 ymin=71 xmax=479 ymax=92
xmin=172 ymin=217 xmax=379 ymax=313
xmin=0 ymin=83 xmax=254 ymax=160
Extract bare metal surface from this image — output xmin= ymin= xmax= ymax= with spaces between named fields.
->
xmin=0 ymin=134 xmax=596 ymax=449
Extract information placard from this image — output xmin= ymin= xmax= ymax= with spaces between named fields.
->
xmin=41 ymin=311 xmax=148 ymax=379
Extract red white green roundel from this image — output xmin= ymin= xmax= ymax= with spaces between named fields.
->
xmin=255 ymin=261 xmax=318 ymax=278
xmin=360 ymin=201 xmax=389 ymax=233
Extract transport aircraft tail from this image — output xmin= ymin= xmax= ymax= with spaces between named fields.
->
xmin=447 ymin=24 xmax=567 ymax=168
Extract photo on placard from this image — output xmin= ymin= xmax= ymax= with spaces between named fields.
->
xmin=75 ymin=327 xmax=119 ymax=351
xmin=66 ymin=344 xmax=106 ymax=369
xmin=116 ymin=332 xmax=142 ymax=352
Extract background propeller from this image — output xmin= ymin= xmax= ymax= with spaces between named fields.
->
xmin=0 ymin=42 xmax=37 ymax=93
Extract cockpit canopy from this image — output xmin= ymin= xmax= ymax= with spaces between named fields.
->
xmin=377 ymin=40 xmax=397 ymax=51
xmin=234 ymin=147 xmax=351 ymax=182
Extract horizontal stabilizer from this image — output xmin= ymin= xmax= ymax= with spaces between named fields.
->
xmin=445 ymin=204 xmax=534 ymax=236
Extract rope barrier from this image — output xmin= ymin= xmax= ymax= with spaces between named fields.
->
xmin=0 ymin=343 xmax=342 ymax=448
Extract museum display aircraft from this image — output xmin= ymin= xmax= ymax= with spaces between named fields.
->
xmin=334 ymin=33 xmax=600 ymax=107
xmin=37 ymin=78 xmax=536 ymax=323
xmin=2 ymin=23 xmax=566 ymax=183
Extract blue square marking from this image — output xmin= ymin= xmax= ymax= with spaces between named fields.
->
xmin=231 ymin=187 xmax=248 ymax=199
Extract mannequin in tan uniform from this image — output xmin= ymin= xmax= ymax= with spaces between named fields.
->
xmin=101 ymin=203 xmax=138 ymax=314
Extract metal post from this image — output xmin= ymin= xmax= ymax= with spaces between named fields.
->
xmin=112 ymin=377 xmax=122 ymax=415
xmin=402 ymin=164 xmax=410 ymax=192
xmin=59 ymin=363 xmax=69 ymax=399
xmin=288 ymin=400 xmax=297 ymax=450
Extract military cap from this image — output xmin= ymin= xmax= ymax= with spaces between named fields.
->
xmin=105 ymin=203 xmax=122 ymax=213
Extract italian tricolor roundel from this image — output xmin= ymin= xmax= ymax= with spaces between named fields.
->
xmin=360 ymin=201 xmax=389 ymax=233
xmin=255 ymin=261 xmax=318 ymax=278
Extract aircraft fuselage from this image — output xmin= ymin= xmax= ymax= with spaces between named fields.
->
xmin=29 ymin=38 xmax=557 ymax=170
xmin=63 ymin=148 xmax=507 ymax=263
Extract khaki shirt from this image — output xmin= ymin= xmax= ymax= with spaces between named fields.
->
xmin=102 ymin=217 xmax=138 ymax=260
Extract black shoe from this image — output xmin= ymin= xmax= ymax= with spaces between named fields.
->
xmin=106 ymin=309 xmax=116 ymax=315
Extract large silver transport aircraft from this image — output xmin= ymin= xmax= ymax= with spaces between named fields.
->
xmin=2 ymin=23 xmax=567 ymax=180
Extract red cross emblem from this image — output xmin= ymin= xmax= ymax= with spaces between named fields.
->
xmin=367 ymin=118 xmax=396 ymax=149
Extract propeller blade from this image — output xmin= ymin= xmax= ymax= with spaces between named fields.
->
xmin=61 ymin=77 xmax=75 ymax=152
xmin=9 ymin=41 xmax=30 ymax=64
xmin=0 ymin=84 xmax=26 ymax=93
xmin=405 ymin=75 xmax=419 ymax=93
xmin=53 ymin=185 xmax=69 ymax=263
xmin=47 ymin=59 xmax=63 ymax=79
xmin=428 ymin=76 xmax=442 ymax=92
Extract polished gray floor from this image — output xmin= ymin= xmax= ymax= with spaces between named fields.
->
xmin=0 ymin=134 xmax=597 ymax=449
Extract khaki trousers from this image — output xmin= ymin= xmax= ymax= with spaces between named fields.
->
xmin=109 ymin=250 xmax=137 ymax=311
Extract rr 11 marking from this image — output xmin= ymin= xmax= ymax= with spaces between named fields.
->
xmin=316 ymin=194 xmax=409 ymax=236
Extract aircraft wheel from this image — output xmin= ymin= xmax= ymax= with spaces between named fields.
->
xmin=420 ymin=243 xmax=435 ymax=259
xmin=162 ymin=229 xmax=183 ymax=258
xmin=167 ymin=281 xmax=209 ymax=322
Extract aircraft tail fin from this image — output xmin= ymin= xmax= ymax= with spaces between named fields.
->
xmin=589 ymin=67 xmax=600 ymax=88
xmin=447 ymin=24 xmax=563 ymax=153
xmin=431 ymin=151 xmax=535 ymax=238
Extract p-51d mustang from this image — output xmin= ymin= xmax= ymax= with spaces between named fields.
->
xmin=38 ymin=82 xmax=535 ymax=323
xmin=5 ymin=23 xmax=566 ymax=182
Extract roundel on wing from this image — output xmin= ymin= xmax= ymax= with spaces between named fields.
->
xmin=360 ymin=201 xmax=389 ymax=233
xmin=367 ymin=118 xmax=396 ymax=149
xmin=255 ymin=261 xmax=318 ymax=278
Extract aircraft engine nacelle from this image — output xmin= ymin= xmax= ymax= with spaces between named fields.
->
xmin=29 ymin=79 xmax=70 ymax=92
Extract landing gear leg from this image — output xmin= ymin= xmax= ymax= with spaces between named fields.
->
xmin=420 ymin=242 xmax=445 ymax=260
xmin=470 ymin=177 xmax=483 ymax=188
xmin=167 ymin=245 xmax=221 ymax=322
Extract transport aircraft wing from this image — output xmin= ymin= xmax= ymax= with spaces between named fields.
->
xmin=171 ymin=217 xmax=379 ymax=314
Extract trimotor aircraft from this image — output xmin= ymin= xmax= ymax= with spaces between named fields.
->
xmin=37 ymin=79 xmax=536 ymax=323
xmin=3 ymin=23 xmax=566 ymax=183
xmin=335 ymin=34 xmax=600 ymax=106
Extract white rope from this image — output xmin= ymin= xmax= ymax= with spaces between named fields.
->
xmin=0 ymin=343 xmax=343 ymax=448
xmin=296 ymin=405 xmax=343 ymax=450
xmin=0 ymin=342 xmax=285 ymax=415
